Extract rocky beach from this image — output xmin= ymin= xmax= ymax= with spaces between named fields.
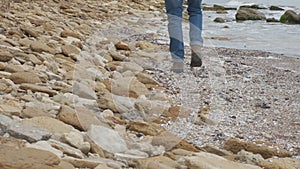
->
xmin=0 ymin=0 xmax=300 ymax=169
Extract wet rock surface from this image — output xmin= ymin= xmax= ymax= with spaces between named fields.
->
xmin=0 ymin=0 xmax=299 ymax=169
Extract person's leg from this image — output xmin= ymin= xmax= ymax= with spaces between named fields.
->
xmin=188 ymin=0 xmax=203 ymax=67
xmin=187 ymin=0 xmax=203 ymax=47
xmin=165 ymin=0 xmax=184 ymax=61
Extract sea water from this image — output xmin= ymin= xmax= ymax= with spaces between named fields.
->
xmin=199 ymin=0 xmax=300 ymax=57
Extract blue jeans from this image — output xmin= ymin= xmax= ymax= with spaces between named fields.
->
xmin=165 ymin=0 xmax=203 ymax=61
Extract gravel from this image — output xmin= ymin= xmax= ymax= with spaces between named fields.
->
xmin=150 ymin=46 xmax=300 ymax=156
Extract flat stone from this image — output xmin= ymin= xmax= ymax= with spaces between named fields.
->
xmin=58 ymin=161 xmax=76 ymax=169
xmin=97 ymin=90 xmax=135 ymax=113
xmin=22 ymin=116 xmax=73 ymax=139
xmin=20 ymin=83 xmax=57 ymax=96
xmin=9 ymin=71 xmax=42 ymax=84
xmin=62 ymin=156 xmax=106 ymax=169
xmin=49 ymin=139 xmax=85 ymax=159
xmin=7 ymin=121 xmax=51 ymax=143
xmin=201 ymin=144 xmax=233 ymax=156
xmin=87 ymin=125 xmax=128 ymax=154
xmin=21 ymin=27 xmax=39 ymax=38
xmin=21 ymin=106 xmax=52 ymax=118
xmin=0 ymin=99 xmax=23 ymax=117
xmin=111 ymin=76 xmax=149 ymax=98
xmin=60 ymin=30 xmax=82 ymax=39
xmin=128 ymin=120 xmax=164 ymax=136
xmin=94 ymin=164 xmax=114 ymax=169
xmin=26 ymin=141 xmax=64 ymax=158
xmin=73 ymin=81 xmax=97 ymax=100
xmin=260 ymin=157 xmax=300 ymax=169
xmin=0 ymin=114 xmax=13 ymax=131
xmin=224 ymin=138 xmax=292 ymax=159
xmin=109 ymin=51 xmax=127 ymax=61
xmin=136 ymin=72 xmax=159 ymax=85
xmin=0 ymin=51 xmax=13 ymax=62
xmin=58 ymin=105 xmax=104 ymax=131
xmin=30 ymin=40 xmax=56 ymax=54
xmin=185 ymin=152 xmax=262 ymax=169
xmin=4 ymin=64 xmax=25 ymax=73
xmin=119 ymin=61 xmax=144 ymax=73
xmin=62 ymin=131 xmax=91 ymax=154
xmin=0 ymin=135 xmax=26 ymax=149
xmin=0 ymin=145 xmax=62 ymax=169
xmin=61 ymin=44 xmax=81 ymax=57
xmin=135 ymin=156 xmax=180 ymax=169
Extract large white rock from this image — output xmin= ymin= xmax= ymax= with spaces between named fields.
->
xmin=87 ymin=125 xmax=128 ymax=154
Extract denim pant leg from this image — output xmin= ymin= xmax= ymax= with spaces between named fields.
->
xmin=165 ymin=0 xmax=184 ymax=61
xmin=188 ymin=0 xmax=203 ymax=46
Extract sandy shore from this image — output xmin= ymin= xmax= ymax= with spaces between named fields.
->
xmin=149 ymin=46 xmax=300 ymax=156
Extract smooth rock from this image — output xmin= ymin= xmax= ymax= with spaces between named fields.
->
xmin=61 ymin=30 xmax=82 ymax=39
xmin=87 ymin=125 xmax=128 ymax=154
xmin=109 ymin=51 xmax=127 ymax=61
xmin=236 ymin=8 xmax=266 ymax=21
xmin=136 ymin=72 xmax=159 ymax=85
xmin=61 ymin=44 xmax=81 ymax=57
xmin=9 ymin=71 xmax=42 ymax=84
xmin=4 ymin=64 xmax=25 ymax=73
xmin=58 ymin=161 xmax=76 ymax=169
xmin=58 ymin=105 xmax=103 ymax=131
xmin=22 ymin=116 xmax=73 ymax=139
xmin=201 ymin=144 xmax=233 ymax=156
xmin=97 ymin=90 xmax=135 ymax=113
xmin=26 ymin=141 xmax=64 ymax=158
xmin=20 ymin=83 xmax=57 ymax=96
xmin=0 ymin=51 xmax=13 ymax=62
xmin=20 ymin=107 xmax=52 ymax=118
xmin=269 ymin=6 xmax=284 ymax=11
xmin=30 ymin=41 xmax=56 ymax=54
xmin=62 ymin=131 xmax=91 ymax=154
xmin=128 ymin=120 xmax=164 ymax=136
xmin=0 ymin=99 xmax=23 ymax=117
xmin=236 ymin=150 xmax=264 ymax=166
xmin=185 ymin=152 xmax=263 ymax=169
xmin=280 ymin=10 xmax=300 ymax=24
xmin=0 ymin=114 xmax=13 ymax=131
xmin=21 ymin=27 xmax=39 ymax=38
xmin=115 ymin=41 xmax=130 ymax=50
xmin=0 ymin=145 xmax=62 ymax=169
xmin=73 ymin=81 xmax=97 ymax=100
xmin=95 ymin=164 xmax=114 ymax=169
xmin=7 ymin=121 xmax=51 ymax=143
xmin=62 ymin=156 xmax=109 ymax=168
xmin=224 ymin=138 xmax=292 ymax=159
xmin=118 ymin=61 xmax=144 ymax=73
xmin=0 ymin=135 xmax=26 ymax=148
xmin=136 ymin=41 xmax=157 ymax=50
xmin=111 ymin=76 xmax=149 ymax=98
xmin=49 ymin=139 xmax=85 ymax=159
xmin=135 ymin=156 xmax=180 ymax=169
xmin=260 ymin=157 xmax=300 ymax=169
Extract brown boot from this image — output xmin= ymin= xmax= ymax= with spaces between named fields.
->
xmin=190 ymin=45 xmax=203 ymax=67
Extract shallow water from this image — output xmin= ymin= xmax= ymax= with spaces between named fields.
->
xmin=202 ymin=11 xmax=300 ymax=57
xmin=203 ymin=0 xmax=300 ymax=9
xmin=200 ymin=0 xmax=300 ymax=57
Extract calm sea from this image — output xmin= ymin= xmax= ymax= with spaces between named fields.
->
xmin=200 ymin=0 xmax=300 ymax=57
xmin=203 ymin=0 xmax=300 ymax=9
